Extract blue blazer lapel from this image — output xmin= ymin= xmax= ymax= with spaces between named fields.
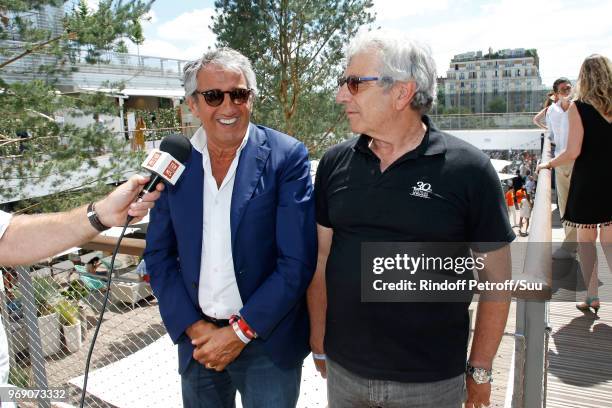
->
xmin=175 ymin=149 xmax=204 ymax=282
xmin=231 ymin=125 xmax=271 ymax=247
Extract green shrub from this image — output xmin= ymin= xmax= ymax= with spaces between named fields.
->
xmin=8 ymin=365 xmax=31 ymax=388
xmin=55 ymin=299 xmax=80 ymax=326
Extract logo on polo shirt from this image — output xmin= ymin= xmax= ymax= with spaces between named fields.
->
xmin=411 ymin=181 xmax=432 ymax=199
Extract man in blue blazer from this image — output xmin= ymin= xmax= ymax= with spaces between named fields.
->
xmin=144 ymin=48 xmax=316 ymax=408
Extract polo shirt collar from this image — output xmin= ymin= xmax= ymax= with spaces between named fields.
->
xmin=353 ymin=115 xmax=447 ymax=158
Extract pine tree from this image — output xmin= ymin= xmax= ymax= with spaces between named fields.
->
xmin=212 ymin=0 xmax=375 ymax=157
xmin=0 ymin=0 xmax=152 ymax=211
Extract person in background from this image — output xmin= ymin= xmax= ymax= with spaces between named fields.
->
xmin=505 ymin=186 xmax=517 ymax=227
xmin=511 ymin=169 xmax=524 ymax=192
xmin=544 ymin=78 xmax=578 ymax=259
xmin=537 ymin=54 xmax=611 ymax=316
xmin=86 ymin=256 xmax=101 ymax=274
xmin=525 ymin=175 xmax=536 ymax=196
xmin=519 ymin=160 xmax=529 ymax=180
xmin=519 ymin=193 xmax=533 ymax=237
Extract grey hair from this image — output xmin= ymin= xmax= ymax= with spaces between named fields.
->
xmin=345 ymin=31 xmax=437 ymax=114
xmin=183 ymin=47 xmax=258 ymax=100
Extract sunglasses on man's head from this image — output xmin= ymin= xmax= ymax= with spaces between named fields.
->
xmin=337 ymin=75 xmax=393 ymax=95
xmin=195 ymin=88 xmax=252 ymax=107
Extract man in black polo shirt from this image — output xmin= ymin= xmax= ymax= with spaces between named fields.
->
xmin=307 ymin=31 xmax=515 ymax=408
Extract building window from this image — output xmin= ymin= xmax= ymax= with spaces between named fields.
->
xmin=455 ymin=64 xmax=459 ymax=70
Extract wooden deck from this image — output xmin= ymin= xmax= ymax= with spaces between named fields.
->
xmin=547 ymin=303 xmax=612 ymax=408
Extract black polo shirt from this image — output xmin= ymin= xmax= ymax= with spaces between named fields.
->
xmin=315 ymin=115 xmax=515 ymax=383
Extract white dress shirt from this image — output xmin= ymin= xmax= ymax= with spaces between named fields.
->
xmin=190 ymin=125 xmax=250 ymax=319
xmin=0 ymin=210 xmax=11 ymax=240
xmin=546 ymin=101 xmax=570 ymax=154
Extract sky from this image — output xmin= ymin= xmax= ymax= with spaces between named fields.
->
xmin=115 ymin=0 xmax=612 ymax=87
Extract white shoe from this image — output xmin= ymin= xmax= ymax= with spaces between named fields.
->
xmin=552 ymin=247 xmax=576 ymax=260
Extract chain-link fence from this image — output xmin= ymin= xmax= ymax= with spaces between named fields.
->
xmin=0 ymin=252 xmax=181 ymax=408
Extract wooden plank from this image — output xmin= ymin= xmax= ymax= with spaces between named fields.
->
xmin=81 ymin=235 xmax=145 ymax=256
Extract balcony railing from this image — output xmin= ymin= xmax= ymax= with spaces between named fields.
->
xmin=0 ymin=42 xmax=188 ymax=78
xmin=430 ymin=112 xmax=540 ymax=130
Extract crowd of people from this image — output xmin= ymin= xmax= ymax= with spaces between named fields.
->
xmin=501 ymin=150 xmax=536 ymax=237
xmin=0 ymin=30 xmax=609 ymax=408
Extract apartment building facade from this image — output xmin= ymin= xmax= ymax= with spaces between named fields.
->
xmin=444 ymin=48 xmax=548 ymax=113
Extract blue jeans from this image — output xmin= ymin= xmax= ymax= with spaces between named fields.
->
xmin=327 ymin=358 xmax=465 ymax=408
xmin=181 ymin=340 xmax=302 ymax=408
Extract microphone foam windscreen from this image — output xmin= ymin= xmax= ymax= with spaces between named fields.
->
xmin=159 ymin=133 xmax=192 ymax=164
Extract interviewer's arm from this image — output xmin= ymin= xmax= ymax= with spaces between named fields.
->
xmin=0 ymin=174 xmax=162 ymax=266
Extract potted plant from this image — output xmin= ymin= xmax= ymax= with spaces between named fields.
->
xmin=55 ymin=299 xmax=81 ymax=353
xmin=61 ymin=280 xmax=90 ymax=339
xmin=32 ymin=277 xmax=61 ymax=357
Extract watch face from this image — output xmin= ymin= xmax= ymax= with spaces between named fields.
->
xmin=472 ymin=368 xmax=491 ymax=384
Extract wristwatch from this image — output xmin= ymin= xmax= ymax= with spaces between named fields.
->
xmin=466 ymin=363 xmax=493 ymax=384
xmin=86 ymin=202 xmax=111 ymax=232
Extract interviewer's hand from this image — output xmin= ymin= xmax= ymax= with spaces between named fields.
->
xmin=192 ymin=326 xmax=246 ymax=371
xmin=96 ymin=174 xmax=164 ymax=226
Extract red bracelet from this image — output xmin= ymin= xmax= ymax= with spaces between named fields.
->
xmin=230 ymin=315 xmax=257 ymax=339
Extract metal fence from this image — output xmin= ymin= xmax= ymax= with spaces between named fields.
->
xmin=0 ymin=252 xmax=179 ymax=407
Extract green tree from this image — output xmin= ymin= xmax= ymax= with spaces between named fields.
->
xmin=0 ymin=0 xmax=153 ymax=210
xmin=434 ymin=85 xmax=445 ymax=114
xmin=487 ymin=97 xmax=507 ymax=113
xmin=212 ymin=0 xmax=375 ymax=157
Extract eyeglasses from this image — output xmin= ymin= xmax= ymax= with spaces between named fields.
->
xmin=337 ymin=75 xmax=393 ymax=95
xmin=194 ymin=88 xmax=252 ymax=107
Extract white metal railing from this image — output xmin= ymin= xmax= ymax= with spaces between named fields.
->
xmin=430 ymin=112 xmax=541 ymax=130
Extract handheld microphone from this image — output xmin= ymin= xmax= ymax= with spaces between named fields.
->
xmin=128 ymin=133 xmax=192 ymax=222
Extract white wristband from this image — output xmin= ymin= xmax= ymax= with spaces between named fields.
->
xmin=232 ymin=321 xmax=251 ymax=344
xmin=313 ymin=353 xmax=326 ymax=360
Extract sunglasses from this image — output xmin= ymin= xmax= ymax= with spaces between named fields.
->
xmin=337 ymin=75 xmax=393 ymax=95
xmin=558 ymin=85 xmax=572 ymax=93
xmin=195 ymin=88 xmax=252 ymax=107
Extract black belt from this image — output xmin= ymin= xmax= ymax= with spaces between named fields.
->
xmin=201 ymin=312 xmax=230 ymax=327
